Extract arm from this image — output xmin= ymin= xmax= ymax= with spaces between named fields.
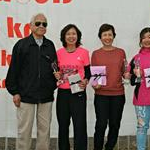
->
xmin=130 ymin=58 xmax=139 ymax=86
xmin=122 ymin=51 xmax=131 ymax=79
xmin=79 ymin=50 xmax=91 ymax=89
xmin=84 ymin=65 xmax=91 ymax=80
xmin=91 ymin=51 xmax=101 ymax=89
xmin=6 ymin=41 xmax=22 ymax=107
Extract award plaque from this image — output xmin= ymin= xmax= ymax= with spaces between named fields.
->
xmin=134 ymin=58 xmax=141 ymax=83
xmin=68 ymin=73 xmax=84 ymax=94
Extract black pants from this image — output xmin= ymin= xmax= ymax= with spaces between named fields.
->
xmin=56 ymin=89 xmax=87 ymax=150
xmin=94 ymin=95 xmax=125 ymax=150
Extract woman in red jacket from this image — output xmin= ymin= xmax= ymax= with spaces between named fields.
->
xmin=91 ymin=23 xmax=129 ymax=150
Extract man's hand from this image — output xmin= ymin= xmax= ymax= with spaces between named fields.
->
xmin=13 ymin=94 xmax=21 ymax=107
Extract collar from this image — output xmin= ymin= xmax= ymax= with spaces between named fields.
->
xmin=139 ymin=47 xmax=150 ymax=54
xmin=27 ymin=34 xmax=50 ymax=47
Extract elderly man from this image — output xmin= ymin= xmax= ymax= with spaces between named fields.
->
xmin=6 ymin=13 xmax=57 ymax=150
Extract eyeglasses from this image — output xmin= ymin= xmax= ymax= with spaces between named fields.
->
xmin=34 ymin=22 xmax=47 ymax=28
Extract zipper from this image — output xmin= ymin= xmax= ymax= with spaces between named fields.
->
xmin=38 ymin=46 xmax=41 ymax=79
xmin=38 ymin=45 xmax=41 ymax=102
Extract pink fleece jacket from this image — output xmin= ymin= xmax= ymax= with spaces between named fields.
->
xmin=129 ymin=48 xmax=150 ymax=105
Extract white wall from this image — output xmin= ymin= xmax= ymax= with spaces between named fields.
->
xmin=0 ymin=0 xmax=150 ymax=137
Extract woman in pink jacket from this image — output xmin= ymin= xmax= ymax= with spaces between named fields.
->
xmin=129 ymin=27 xmax=150 ymax=150
xmin=54 ymin=24 xmax=91 ymax=150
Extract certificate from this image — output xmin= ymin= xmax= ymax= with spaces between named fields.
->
xmin=90 ymin=66 xmax=106 ymax=86
xmin=68 ymin=73 xmax=84 ymax=94
xmin=144 ymin=68 xmax=150 ymax=88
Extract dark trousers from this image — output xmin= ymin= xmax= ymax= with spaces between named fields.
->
xmin=56 ymin=89 xmax=87 ymax=150
xmin=94 ymin=94 xmax=125 ymax=150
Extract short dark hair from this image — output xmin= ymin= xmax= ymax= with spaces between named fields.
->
xmin=60 ymin=24 xmax=82 ymax=47
xmin=139 ymin=27 xmax=150 ymax=47
xmin=98 ymin=23 xmax=116 ymax=39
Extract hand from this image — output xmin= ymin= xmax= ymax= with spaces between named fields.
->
xmin=79 ymin=79 xmax=88 ymax=89
xmin=133 ymin=68 xmax=142 ymax=77
xmin=92 ymin=84 xmax=101 ymax=89
xmin=13 ymin=94 xmax=21 ymax=107
xmin=123 ymin=72 xmax=131 ymax=79
xmin=54 ymin=71 xmax=61 ymax=80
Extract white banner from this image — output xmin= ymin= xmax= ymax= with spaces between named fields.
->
xmin=0 ymin=0 xmax=150 ymax=137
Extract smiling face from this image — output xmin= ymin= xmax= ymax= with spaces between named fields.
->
xmin=100 ymin=29 xmax=114 ymax=47
xmin=140 ymin=32 xmax=150 ymax=48
xmin=30 ymin=14 xmax=47 ymax=39
xmin=65 ymin=27 xmax=78 ymax=46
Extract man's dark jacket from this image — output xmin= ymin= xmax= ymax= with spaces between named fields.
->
xmin=6 ymin=34 xmax=57 ymax=104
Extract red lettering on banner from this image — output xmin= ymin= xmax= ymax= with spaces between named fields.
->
xmin=0 ymin=0 xmax=11 ymax=2
xmin=63 ymin=0 xmax=71 ymax=3
xmin=7 ymin=17 xmax=30 ymax=38
xmin=35 ymin=0 xmax=72 ymax=4
xmin=53 ymin=0 xmax=72 ymax=3
xmin=7 ymin=17 xmax=22 ymax=38
xmin=24 ymin=24 xmax=31 ymax=37
xmin=35 ymin=0 xmax=48 ymax=3
xmin=0 ymin=79 xmax=5 ymax=88
xmin=1 ymin=50 xmax=12 ymax=66
xmin=53 ymin=0 xmax=60 ymax=3
xmin=0 ymin=0 xmax=72 ymax=4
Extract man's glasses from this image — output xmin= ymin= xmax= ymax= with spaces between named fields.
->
xmin=35 ymin=22 xmax=47 ymax=28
